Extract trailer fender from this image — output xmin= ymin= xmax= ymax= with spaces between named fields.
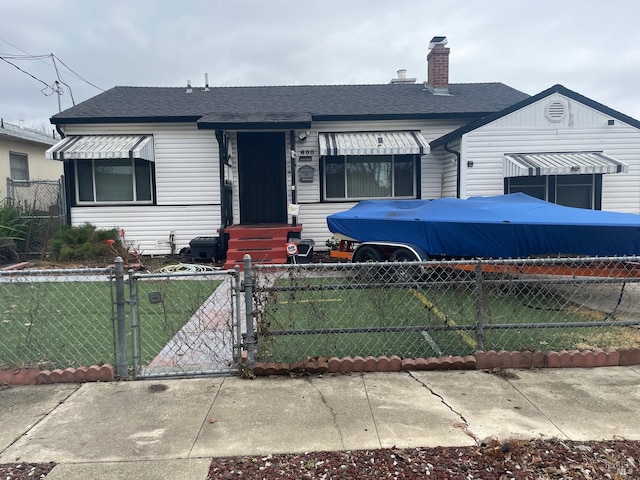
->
xmin=352 ymin=242 xmax=429 ymax=262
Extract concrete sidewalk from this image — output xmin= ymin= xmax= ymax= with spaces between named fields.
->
xmin=1 ymin=366 xmax=639 ymax=479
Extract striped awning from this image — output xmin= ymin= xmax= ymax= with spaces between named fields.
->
xmin=46 ymin=135 xmax=155 ymax=161
xmin=319 ymin=131 xmax=429 ymax=156
xmin=504 ymin=152 xmax=628 ymax=177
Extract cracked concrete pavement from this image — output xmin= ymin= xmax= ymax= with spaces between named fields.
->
xmin=1 ymin=367 xmax=640 ymax=480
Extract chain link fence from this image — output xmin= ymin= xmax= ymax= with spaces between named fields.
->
xmin=0 ymin=262 xmax=242 ymax=378
xmin=130 ymin=267 xmax=242 ymax=379
xmin=0 ymin=267 xmax=115 ymax=370
xmin=5 ymin=177 xmax=66 ymax=257
xmin=252 ymin=257 xmax=640 ymax=364
xmin=3 ymin=256 xmax=640 ymax=377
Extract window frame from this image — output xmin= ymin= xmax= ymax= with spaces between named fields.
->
xmin=321 ymin=153 xmax=418 ymax=201
xmin=73 ymin=158 xmax=155 ymax=205
xmin=504 ymin=174 xmax=602 ymax=210
xmin=9 ymin=151 xmax=29 ymax=180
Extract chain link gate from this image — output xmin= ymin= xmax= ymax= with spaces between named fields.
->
xmin=126 ymin=266 xmax=243 ymax=378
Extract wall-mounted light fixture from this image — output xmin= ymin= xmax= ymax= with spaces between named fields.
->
xmin=297 ymin=130 xmax=311 ymax=141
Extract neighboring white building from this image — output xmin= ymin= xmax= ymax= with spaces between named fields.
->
xmin=0 ymin=119 xmax=61 ymax=198
xmin=45 ymin=36 xmax=640 ymax=262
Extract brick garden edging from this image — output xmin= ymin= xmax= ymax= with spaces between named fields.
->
xmin=2 ymin=349 xmax=639 ymax=383
xmin=0 ymin=365 xmax=115 ymax=385
xmin=252 ymin=348 xmax=640 ymax=376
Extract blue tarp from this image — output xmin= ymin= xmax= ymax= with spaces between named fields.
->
xmin=326 ymin=193 xmax=640 ymax=258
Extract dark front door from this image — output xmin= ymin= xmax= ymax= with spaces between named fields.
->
xmin=237 ymin=132 xmax=287 ymax=224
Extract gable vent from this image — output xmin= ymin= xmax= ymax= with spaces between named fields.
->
xmin=545 ymin=101 xmax=566 ymax=122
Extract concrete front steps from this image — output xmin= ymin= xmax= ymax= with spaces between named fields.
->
xmin=223 ymin=224 xmax=302 ymax=270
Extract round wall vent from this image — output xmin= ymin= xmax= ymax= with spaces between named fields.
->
xmin=545 ymin=101 xmax=566 ymax=122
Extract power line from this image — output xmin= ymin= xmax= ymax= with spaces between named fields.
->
xmin=0 ymin=56 xmax=55 ymax=94
xmin=0 ymin=37 xmax=105 ymax=97
xmin=52 ymin=54 xmax=104 ymax=92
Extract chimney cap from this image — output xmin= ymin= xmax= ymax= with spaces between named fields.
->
xmin=429 ymin=36 xmax=448 ymax=49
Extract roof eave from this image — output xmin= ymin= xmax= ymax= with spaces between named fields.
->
xmin=197 ymin=121 xmax=312 ymax=130
xmin=50 ymin=115 xmax=201 ymax=125
xmin=312 ymin=112 xmax=490 ymax=122
xmin=430 ymin=84 xmax=640 ymax=149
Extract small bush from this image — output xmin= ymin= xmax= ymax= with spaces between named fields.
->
xmin=50 ymin=223 xmax=122 ymax=262
xmin=0 ymin=201 xmax=27 ymax=261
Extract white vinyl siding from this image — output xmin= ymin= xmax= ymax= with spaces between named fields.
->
xmin=64 ymin=124 xmax=219 ymax=205
xmin=71 ymin=205 xmax=218 ymax=255
xmin=459 ymin=94 xmax=640 ymax=213
xmin=62 ymin=123 xmax=220 ymax=254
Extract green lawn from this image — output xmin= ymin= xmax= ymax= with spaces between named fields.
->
xmin=256 ymin=274 xmax=639 ymax=363
xmin=0 ymin=278 xmax=221 ymax=369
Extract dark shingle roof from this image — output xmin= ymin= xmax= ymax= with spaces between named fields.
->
xmin=50 ymin=82 xmax=530 ymax=126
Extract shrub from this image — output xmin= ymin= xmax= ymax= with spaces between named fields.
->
xmin=0 ymin=201 xmax=27 ymax=261
xmin=50 ymin=223 xmax=122 ymax=262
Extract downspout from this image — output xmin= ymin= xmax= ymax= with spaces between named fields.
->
xmin=444 ymin=142 xmax=461 ymax=199
xmin=289 ymin=130 xmax=297 ymax=227
xmin=54 ymin=124 xmax=72 ymax=225
xmin=215 ymin=130 xmax=229 ymax=255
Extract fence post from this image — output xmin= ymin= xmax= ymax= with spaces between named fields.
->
xmin=243 ymin=255 xmax=256 ymax=370
xmin=128 ymin=268 xmax=139 ymax=377
xmin=234 ymin=265 xmax=242 ymax=367
xmin=114 ymin=257 xmax=128 ymax=378
xmin=474 ymin=261 xmax=485 ymax=351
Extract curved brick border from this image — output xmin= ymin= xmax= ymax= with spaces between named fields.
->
xmin=0 ymin=365 xmax=115 ymax=385
xmin=252 ymin=348 xmax=640 ymax=376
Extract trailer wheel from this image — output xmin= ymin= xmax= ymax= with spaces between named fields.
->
xmin=353 ymin=246 xmax=385 ymax=262
xmin=352 ymin=246 xmax=385 ymax=282
xmin=390 ymin=248 xmax=421 ymax=282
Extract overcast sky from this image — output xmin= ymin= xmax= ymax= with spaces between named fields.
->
xmin=2 ymin=0 xmax=640 ymax=133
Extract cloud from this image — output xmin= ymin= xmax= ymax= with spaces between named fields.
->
xmin=1 ymin=0 xmax=639 ymax=127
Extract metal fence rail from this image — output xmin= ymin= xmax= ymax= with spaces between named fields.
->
xmin=0 ymin=267 xmax=115 ymax=370
xmin=251 ymin=257 xmax=640 ymax=364
xmin=2 ymin=255 xmax=640 ymax=378
xmin=130 ymin=267 xmax=242 ymax=379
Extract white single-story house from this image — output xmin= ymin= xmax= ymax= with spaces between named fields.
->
xmin=46 ymin=36 xmax=640 ymax=265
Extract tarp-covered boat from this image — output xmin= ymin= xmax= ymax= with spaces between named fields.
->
xmin=326 ymin=193 xmax=640 ymax=258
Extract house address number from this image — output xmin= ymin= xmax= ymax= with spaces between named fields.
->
xmin=297 ymin=149 xmax=315 ymax=155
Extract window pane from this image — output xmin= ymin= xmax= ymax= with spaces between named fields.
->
xmin=556 ymin=185 xmax=592 ymax=209
xmin=507 ymin=176 xmax=547 ymax=200
xmin=94 ymin=159 xmax=133 ymax=201
xmin=135 ymin=159 xmax=152 ymax=201
xmin=325 ymin=156 xmax=345 ymax=199
xmin=394 ymin=155 xmax=414 ymax=196
xmin=77 ymin=161 xmax=94 ymax=202
xmin=9 ymin=152 xmax=29 ymax=180
xmin=347 ymin=155 xmax=391 ymax=198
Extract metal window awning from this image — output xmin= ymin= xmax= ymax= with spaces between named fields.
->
xmin=504 ymin=152 xmax=628 ymax=177
xmin=319 ymin=131 xmax=429 ymax=156
xmin=46 ymin=135 xmax=155 ymax=161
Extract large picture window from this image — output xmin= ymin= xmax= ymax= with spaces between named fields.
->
xmin=75 ymin=158 xmax=153 ymax=204
xmin=505 ymin=174 xmax=601 ymax=210
xmin=323 ymin=154 xmax=416 ymax=200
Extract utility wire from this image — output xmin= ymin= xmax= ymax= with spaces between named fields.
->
xmin=51 ymin=55 xmax=75 ymax=105
xmin=52 ymin=54 xmax=104 ymax=92
xmin=0 ymin=56 xmax=54 ymax=94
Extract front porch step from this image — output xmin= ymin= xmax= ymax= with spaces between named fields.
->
xmin=223 ymin=224 xmax=302 ymax=270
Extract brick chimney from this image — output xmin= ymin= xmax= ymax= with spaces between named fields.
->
xmin=426 ymin=36 xmax=450 ymax=95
